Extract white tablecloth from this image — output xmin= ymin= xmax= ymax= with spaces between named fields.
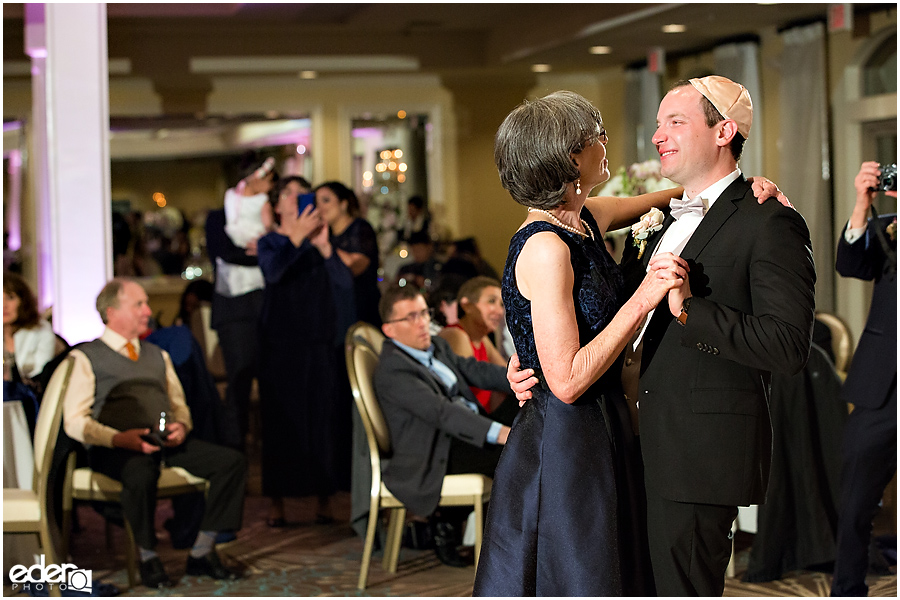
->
xmin=3 ymin=400 xmax=34 ymax=490
xmin=3 ymin=400 xmax=40 ymax=573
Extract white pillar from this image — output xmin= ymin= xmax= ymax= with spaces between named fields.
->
xmin=26 ymin=3 xmax=112 ymax=344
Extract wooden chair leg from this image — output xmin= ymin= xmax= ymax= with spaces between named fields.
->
xmin=726 ymin=519 xmax=738 ymax=578
xmin=474 ymin=498 xmax=484 ymax=567
xmin=358 ymin=497 xmax=381 ymax=590
xmin=38 ymin=527 xmax=61 ymax=597
xmin=124 ymin=520 xmax=137 ymax=589
xmin=383 ymin=507 xmax=405 ymax=573
xmin=61 ymin=453 xmax=77 ymax=560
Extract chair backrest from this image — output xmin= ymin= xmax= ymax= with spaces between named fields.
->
xmin=347 ymin=320 xmax=385 ymax=356
xmin=345 ymin=322 xmax=391 ymax=455
xmin=32 ymin=356 xmax=75 ymax=500
xmin=815 ymin=311 xmax=853 ymax=374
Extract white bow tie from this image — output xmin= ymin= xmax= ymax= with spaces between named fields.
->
xmin=669 ymin=195 xmax=708 ymax=220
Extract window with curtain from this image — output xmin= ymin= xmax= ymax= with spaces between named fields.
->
xmin=863 ymin=32 xmax=897 ymax=96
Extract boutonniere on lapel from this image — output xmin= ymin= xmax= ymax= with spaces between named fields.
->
xmin=887 ymin=217 xmax=897 ymax=242
xmin=631 ymin=207 xmax=665 ymax=259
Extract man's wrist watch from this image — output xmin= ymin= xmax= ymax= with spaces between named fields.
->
xmin=676 ymin=297 xmax=692 ymax=326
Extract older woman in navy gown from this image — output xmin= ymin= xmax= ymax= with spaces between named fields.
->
xmin=473 ymin=91 xmax=690 ymax=596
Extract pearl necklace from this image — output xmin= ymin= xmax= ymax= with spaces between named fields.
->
xmin=528 ymin=208 xmax=594 ymax=240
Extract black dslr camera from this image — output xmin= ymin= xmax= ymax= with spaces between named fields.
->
xmin=876 ymin=163 xmax=897 ymax=192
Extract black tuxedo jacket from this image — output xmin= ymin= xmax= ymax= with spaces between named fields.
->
xmin=620 ymin=176 xmax=816 ymax=507
xmin=373 ymin=336 xmax=510 ymax=516
xmin=836 ymin=214 xmax=897 ymax=409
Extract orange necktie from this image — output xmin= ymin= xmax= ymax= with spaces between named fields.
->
xmin=125 ymin=341 xmax=138 ymax=361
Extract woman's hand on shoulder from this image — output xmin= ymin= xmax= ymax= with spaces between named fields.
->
xmin=747 ymin=176 xmax=793 ymax=209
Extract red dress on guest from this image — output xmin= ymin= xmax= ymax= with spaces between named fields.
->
xmin=446 ymin=323 xmax=492 ymax=412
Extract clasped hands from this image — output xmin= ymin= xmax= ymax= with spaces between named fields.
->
xmin=113 ymin=422 xmax=188 ymax=454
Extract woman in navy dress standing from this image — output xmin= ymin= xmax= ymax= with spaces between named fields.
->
xmin=473 ymin=91 xmax=689 ymax=596
xmin=256 ymin=178 xmax=353 ymax=526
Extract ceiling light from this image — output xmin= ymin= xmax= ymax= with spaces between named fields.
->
xmin=299 ymin=70 xmax=317 ymax=79
xmin=662 ymin=24 xmax=686 ymax=33
xmin=531 ymin=64 xmax=551 ymax=73
xmin=589 ymin=46 xmax=612 ymax=55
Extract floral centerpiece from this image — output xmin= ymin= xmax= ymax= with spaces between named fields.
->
xmin=598 ymin=159 xmax=673 ymax=198
xmin=595 ymin=160 xmax=673 ymax=260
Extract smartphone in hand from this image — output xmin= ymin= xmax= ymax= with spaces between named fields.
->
xmin=140 ymin=429 xmax=171 ymax=447
xmin=298 ymin=193 xmax=316 ymax=214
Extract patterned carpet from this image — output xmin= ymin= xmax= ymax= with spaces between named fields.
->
xmin=4 ymin=492 xmax=893 ymax=597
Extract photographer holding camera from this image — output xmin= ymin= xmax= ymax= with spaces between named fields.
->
xmin=831 ymin=161 xmax=897 ymax=597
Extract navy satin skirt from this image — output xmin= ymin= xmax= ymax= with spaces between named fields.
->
xmin=473 ymin=384 xmax=653 ymax=596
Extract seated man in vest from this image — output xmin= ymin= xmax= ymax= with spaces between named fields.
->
xmin=374 ymin=285 xmax=511 ymax=567
xmin=62 ymin=278 xmax=246 ymax=588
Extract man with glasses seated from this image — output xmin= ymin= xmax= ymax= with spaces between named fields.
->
xmin=374 ymin=284 xmax=512 ymax=567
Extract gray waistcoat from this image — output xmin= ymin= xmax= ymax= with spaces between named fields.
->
xmin=79 ymin=339 xmax=169 ymax=432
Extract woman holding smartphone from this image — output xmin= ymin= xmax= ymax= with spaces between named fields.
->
xmin=256 ymin=177 xmax=353 ymax=527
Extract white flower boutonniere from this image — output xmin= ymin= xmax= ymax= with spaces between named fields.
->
xmin=631 ymin=207 xmax=665 ymax=259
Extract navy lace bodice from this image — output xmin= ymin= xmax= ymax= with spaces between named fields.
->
xmin=501 ymin=208 xmax=624 ymax=372
xmin=476 ymin=206 xmax=652 ymax=596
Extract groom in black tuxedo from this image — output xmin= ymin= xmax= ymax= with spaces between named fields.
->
xmin=617 ymin=76 xmax=817 ymax=596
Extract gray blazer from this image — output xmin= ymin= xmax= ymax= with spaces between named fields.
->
xmin=374 ymin=335 xmax=510 ymax=516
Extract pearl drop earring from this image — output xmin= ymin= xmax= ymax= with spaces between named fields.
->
xmin=575 ymin=179 xmax=582 ymax=195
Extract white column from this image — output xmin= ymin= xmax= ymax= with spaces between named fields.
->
xmin=4 ymin=149 xmax=23 ymax=252
xmin=26 ymin=4 xmax=112 ymax=344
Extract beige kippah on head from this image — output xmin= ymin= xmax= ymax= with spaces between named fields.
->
xmin=689 ymin=75 xmax=753 ymax=139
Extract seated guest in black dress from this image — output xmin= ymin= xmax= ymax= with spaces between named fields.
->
xmin=374 ymin=285 xmax=512 ymax=567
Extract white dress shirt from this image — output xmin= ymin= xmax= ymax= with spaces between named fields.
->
xmin=633 ymin=168 xmax=742 ymax=349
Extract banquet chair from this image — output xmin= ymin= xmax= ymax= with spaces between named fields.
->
xmin=61 ymin=409 xmax=210 ymax=589
xmin=3 ymin=356 xmax=75 ymax=597
xmin=345 ymin=321 xmax=492 ymax=590
xmin=814 ymin=311 xmax=854 ymax=379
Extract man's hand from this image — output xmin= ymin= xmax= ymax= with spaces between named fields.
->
xmin=649 ymin=253 xmax=693 ymax=317
xmin=849 ymin=161 xmax=897 ymax=230
xmin=497 ymin=425 xmax=511 ymax=445
xmin=507 ymin=353 xmax=538 ymax=406
xmin=748 ymin=176 xmax=793 ymax=209
xmin=163 ymin=422 xmax=187 ymax=448
xmin=112 ymin=428 xmax=161 ymax=454
xmin=245 ymin=238 xmax=258 ymax=256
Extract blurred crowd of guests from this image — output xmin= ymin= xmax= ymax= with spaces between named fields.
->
xmin=198 ymin=152 xmax=513 ymax=529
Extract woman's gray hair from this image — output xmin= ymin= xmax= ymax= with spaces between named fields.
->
xmin=494 ymin=90 xmax=603 ymax=210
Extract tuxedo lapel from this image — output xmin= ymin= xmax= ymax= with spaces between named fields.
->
xmin=639 ymin=179 xmax=745 ymax=370
xmin=679 ymin=180 xmax=743 ymax=261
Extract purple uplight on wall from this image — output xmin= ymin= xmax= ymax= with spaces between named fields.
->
xmin=5 ymin=148 xmax=22 ymax=252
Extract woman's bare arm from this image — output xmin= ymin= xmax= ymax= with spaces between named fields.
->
xmin=585 ymin=187 xmax=683 ymax=234
xmin=516 ymin=231 xmax=685 ymax=403
xmin=335 ymin=248 xmax=371 ymax=276
xmin=437 ymin=327 xmax=474 ymax=358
